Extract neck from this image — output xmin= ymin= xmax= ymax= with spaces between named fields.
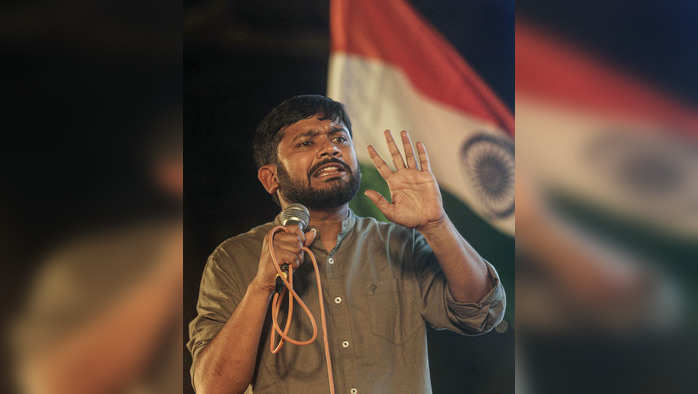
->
xmin=307 ymin=204 xmax=349 ymax=228
xmin=279 ymin=202 xmax=349 ymax=252
xmin=309 ymin=205 xmax=348 ymax=252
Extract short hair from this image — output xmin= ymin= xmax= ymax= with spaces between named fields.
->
xmin=252 ymin=95 xmax=352 ymax=169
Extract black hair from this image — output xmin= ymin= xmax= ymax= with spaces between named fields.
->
xmin=252 ymin=95 xmax=352 ymax=169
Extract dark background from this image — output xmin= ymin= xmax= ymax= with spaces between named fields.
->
xmin=1 ymin=1 xmax=180 ymax=393
xmin=183 ymin=1 xmax=514 ymax=393
xmin=1 ymin=0 xmax=697 ymax=393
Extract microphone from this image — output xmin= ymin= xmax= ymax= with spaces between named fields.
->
xmin=280 ymin=203 xmax=310 ymax=232
xmin=275 ymin=203 xmax=311 ymax=288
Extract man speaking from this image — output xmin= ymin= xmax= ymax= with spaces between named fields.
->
xmin=187 ymin=95 xmax=505 ymax=394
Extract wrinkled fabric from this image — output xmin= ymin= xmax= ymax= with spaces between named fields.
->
xmin=188 ymin=211 xmax=505 ymax=394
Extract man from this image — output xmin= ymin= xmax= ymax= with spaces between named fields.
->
xmin=187 ymin=95 xmax=505 ymax=394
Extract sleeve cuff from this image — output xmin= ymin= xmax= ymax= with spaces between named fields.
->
xmin=444 ymin=260 xmax=506 ymax=334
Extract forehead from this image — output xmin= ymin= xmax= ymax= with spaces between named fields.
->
xmin=279 ymin=115 xmax=349 ymax=141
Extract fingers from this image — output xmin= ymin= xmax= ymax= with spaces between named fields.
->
xmin=258 ymin=227 xmax=310 ymax=288
xmin=272 ymin=231 xmax=305 ymax=269
xmin=278 ymin=251 xmax=302 ymax=269
xmin=400 ymin=130 xmax=418 ymax=169
xmin=304 ymin=228 xmax=318 ymax=247
xmin=367 ymin=144 xmax=392 ymax=180
xmin=269 ymin=226 xmax=318 ymax=270
xmin=368 ymin=130 xmax=420 ymax=174
xmin=364 ymin=189 xmax=393 ymax=217
xmin=416 ymin=141 xmax=432 ymax=172
xmin=384 ymin=129 xmax=406 ymax=170
xmin=281 ymin=224 xmax=310 ymax=247
xmin=285 ymin=228 xmax=317 ymax=267
xmin=283 ymin=223 xmax=302 ymax=235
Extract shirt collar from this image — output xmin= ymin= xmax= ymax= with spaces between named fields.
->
xmin=272 ymin=207 xmax=356 ymax=234
xmin=338 ymin=208 xmax=357 ymax=239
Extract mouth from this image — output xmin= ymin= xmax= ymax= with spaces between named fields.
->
xmin=311 ymin=161 xmax=349 ymax=179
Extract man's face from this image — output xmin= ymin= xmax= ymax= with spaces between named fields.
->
xmin=274 ymin=115 xmax=361 ymax=209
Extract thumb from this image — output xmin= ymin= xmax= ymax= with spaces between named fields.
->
xmin=364 ymin=190 xmax=392 ymax=216
xmin=303 ymin=227 xmax=318 ymax=247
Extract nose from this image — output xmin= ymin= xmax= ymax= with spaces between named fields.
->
xmin=318 ymin=138 xmax=342 ymax=159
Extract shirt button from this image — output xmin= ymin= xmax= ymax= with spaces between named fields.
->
xmin=328 ymin=257 xmax=335 ymax=264
xmin=350 ymin=388 xmax=358 ymax=394
xmin=334 ymin=297 xmax=342 ymax=304
xmin=342 ymin=340 xmax=350 ymax=348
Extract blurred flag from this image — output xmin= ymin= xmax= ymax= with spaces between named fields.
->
xmin=327 ymin=0 xmax=515 ymax=236
xmin=517 ymin=21 xmax=698 ymax=239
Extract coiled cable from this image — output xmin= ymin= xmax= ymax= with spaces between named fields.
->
xmin=267 ymin=226 xmax=335 ymax=394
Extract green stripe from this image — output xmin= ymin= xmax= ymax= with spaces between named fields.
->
xmin=549 ymin=188 xmax=698 ymax=324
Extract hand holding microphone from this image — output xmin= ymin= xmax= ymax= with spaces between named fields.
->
xmin=254 ymin=204 xmax=317 ymax=291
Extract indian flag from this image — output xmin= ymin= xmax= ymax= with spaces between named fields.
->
xmin=327 ymin=0 xmax=515 ymax=237
xmin=516 ymin=22 xmax=698 ymax=240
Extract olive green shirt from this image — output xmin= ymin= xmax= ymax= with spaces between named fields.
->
xmin=187 ymin=210 xmax=505 ymax=394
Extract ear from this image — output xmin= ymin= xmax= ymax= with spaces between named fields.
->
xmin=257 ymin=164 xmax=279 ymax=196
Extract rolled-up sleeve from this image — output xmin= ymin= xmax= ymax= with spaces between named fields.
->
xmin=444 ymin=260 xmax=506 ymax=334
xmin=412 ymin=230 xmax=506 ymax=335
xmin=187 ymin=247 xmax=245 ymax=380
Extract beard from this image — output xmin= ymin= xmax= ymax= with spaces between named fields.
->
xmin=276 ymin=160 xmax=361 ymax=210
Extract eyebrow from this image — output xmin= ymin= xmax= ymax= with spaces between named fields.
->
xmin=291 ymin=127 xmax=348 ymax=143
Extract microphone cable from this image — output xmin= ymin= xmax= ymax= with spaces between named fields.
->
xmin=267 ymin=226 xmax=335 ymax=394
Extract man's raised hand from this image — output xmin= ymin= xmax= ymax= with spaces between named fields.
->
xmin=365 ymin=130 xmax=445 ymax=230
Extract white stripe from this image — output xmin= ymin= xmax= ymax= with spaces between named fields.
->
xmin=328 ymin=53 xmax=514 ymax=235
xmin=518 ymin=94 xmax=698 ymax=238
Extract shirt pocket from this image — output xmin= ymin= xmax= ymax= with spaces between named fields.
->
xmin=367 ymin=279 xmax=423 ymax=344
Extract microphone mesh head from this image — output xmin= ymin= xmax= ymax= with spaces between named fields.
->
xmin=280 ymin=203 xmax=310 ymax=230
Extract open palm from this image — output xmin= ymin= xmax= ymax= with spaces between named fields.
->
xmin=365 ymin=130 xmax=445 ymax=229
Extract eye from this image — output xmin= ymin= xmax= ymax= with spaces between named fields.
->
xmin=295 ymin=140 xmax=313 ymax=148
xmin=333 ymin=135 xmax=348 ymax=144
